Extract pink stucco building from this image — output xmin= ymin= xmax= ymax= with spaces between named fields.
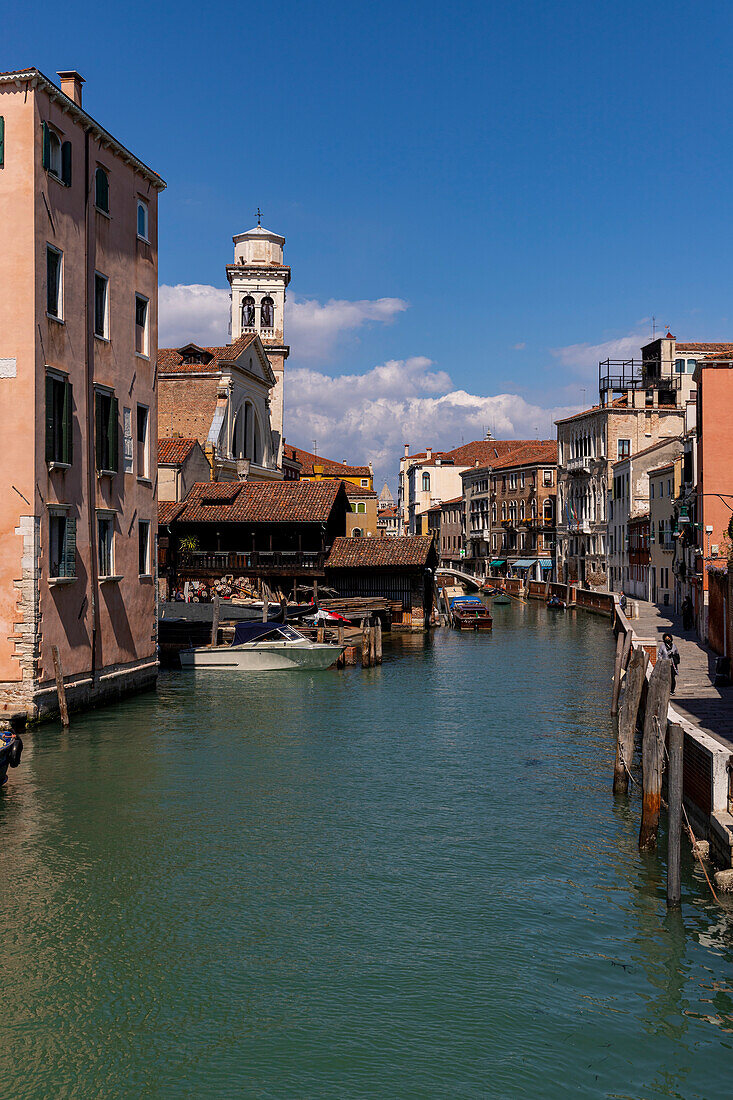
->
xmin=0 ymin=68 xmax=165 ymax=720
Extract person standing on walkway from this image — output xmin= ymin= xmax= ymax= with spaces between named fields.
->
xmin=657 ymin=632 xmax=681 ymax=694
xmin=681 ymin=596 xmax=694 ymax=631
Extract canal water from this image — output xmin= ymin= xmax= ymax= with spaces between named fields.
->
xmin=2 ymin=602 xmax=733 ymax=1099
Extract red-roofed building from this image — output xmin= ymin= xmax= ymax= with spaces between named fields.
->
xmin=283 ymin=444 xmax=373 ymax=491
xmin=398 ymin=436 xmax=538 ymax=536
xmin=325 ymin=536 xmax=438 ymax=630
xmin=159 ymin=480 xmax=352 ymax=596
xmin=461 ymin=442 xmax=557 ymax=580
xmin=158 ymin=438 xmax=210 ymax=502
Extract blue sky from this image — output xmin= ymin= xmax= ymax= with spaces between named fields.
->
xmin=7 ymin=1 xmax=733 ymax=483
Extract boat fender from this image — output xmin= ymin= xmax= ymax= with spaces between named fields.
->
xmin=8 ymin=735 xmax=23 ymax=768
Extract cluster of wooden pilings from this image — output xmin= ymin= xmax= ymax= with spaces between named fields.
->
xmin=611 ymin=620 xmax=684 ymax=907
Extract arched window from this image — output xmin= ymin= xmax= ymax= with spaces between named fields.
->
xmin=252 ymin=416 xmax=261 ymax=465
xmin=233 ymin=407 xmax=244 ymax=459
xmin=501 ymin=501 xmax=507 ymax=520
xmin=422 ymin=472 xmax=430 ymax=492
xmin=95 ymin=167 xmax=109 ymax=213
xmin=260 ymin=296 xmax=274 ymax=328
xmin=492 ymin=502 xmax=497 ymax=523
xmin=519 ymin=500 xmax=525 ymax=521
xmin=543 ymin=499 xmax=554 ymax=525
xmin=352 ymin=527 xmax=363 ymax=538
xmin=242 ymin=296 xmax=255 ymax=328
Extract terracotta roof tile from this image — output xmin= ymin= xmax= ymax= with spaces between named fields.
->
xmin=284 ymin=445 xmax=371 ymax=478
xmin=159 ymin=501 xmax=186 ymax=525
xmin=158 ymin=333 xmax=259 ymax=374
xmin=316 ymin=479 xmax=378 ymax=499
xmin=326 ymin=536 xmax=436 ymax=569
xmin=157 ymin=437 xmax=198 ymax=465
xmin=173 ymin=479 xmax=347 ymax=525
xmin=676 ymin=342 xmax=733 ymax=354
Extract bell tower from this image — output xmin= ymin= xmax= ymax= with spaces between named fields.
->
xmin=227 ymin=220 xmax=290 ymax=465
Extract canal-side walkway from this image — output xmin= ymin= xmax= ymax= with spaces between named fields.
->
xmin=630 ymin=600 xmax=733 ymax=753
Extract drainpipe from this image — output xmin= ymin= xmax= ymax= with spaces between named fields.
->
xmin=84 ymin=131 xmax=99 ymax=681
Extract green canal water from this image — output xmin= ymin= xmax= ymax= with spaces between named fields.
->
xmin=2 ymin=602 xmax=733 ymax=1099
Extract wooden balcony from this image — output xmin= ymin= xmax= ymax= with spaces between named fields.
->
xmin=178 ymin=550 xmax=326 ymax=577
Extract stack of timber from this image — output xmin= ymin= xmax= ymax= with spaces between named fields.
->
xmin=317 ymin=597 xmax=392 ymax=623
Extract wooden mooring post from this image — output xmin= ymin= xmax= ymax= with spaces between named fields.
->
xmin=375 ymin=617 xmax=383 ymax=664
xmin=211 ymin=594 xmax=221 ymax=647
xmin=51 ymin=645 xmax=69 ymax=727
xmin=262 ymin=597 xmax=269 ymax=623
xmin=667 ymin=722 xmax=684 ymax=908
xmin=639 ymin=657 xmax=672 ymax=853
xmin=361 ymin=618 xmax=371 ymax=668
xmin=611 ymin=628 xmax=632 ymax=717
xmin=613 ymin=645 xmax=646 ymax=794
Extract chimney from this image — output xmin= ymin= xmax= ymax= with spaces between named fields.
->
xmin=404 ymin=443 xmax=409 ymax=457
xmin=57 ymin=71 xmax=85 ymax=107
xmin=426 ymin=447 xmax=432 ymax=461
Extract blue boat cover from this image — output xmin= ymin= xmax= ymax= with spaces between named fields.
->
xmin=448 ymin=595 xmax=484 ymax=608
xmin=232 ymin=621 xmax=281 ymax=646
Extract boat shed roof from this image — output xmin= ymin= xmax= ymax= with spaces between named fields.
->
xmin=326 ymin=536 xmax=437 ymax=570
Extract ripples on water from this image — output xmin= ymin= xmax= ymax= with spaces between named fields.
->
xmin=1 ymin=602 xmax=733 ymax=1098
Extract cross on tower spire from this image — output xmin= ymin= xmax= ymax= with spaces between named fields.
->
xmin=256 ymin=207 xmax=262 ymax=225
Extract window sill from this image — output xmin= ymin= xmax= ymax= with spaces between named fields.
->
xmin=136 ymin=235 xmax=150 ymax=245
xmin=95 ymin=206 xmax=111 ymax=220
xmin=94 ymin=334 xmax=110 ymax=344
xmin=135 ymin=352 xmax=150 ymax=361
xmin=97 ymin=469 xmax=117 ymax=478
xmin=47 ymin=171 xmax=69 ymax=189
xmin=99 ymin=574 xmax=122 ymax=584
xmin=47 ymin=313 xmax=64 ymax=325
xmin=138 ymin=573 xmax=153 ymax=581
xmin=137 ymin=476 xmax=153 ymax=486
xmin=48 ymin=576 xmax=76 ymax=587
xmin=47 ymin=461 xmax=71 ymax=472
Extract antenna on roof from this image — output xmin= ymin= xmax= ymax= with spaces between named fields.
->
xmin=313 ymin=439 xmax=318 ymax=457
xmin=652 ymin=315 xmax=656 ymax=339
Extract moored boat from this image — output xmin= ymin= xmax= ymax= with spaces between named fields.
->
xmin=180 ymin=621 xmax=344 ymax=672
xmin=0 ymin=731 xmax=23 ymax=787
xmin=449 ymin=595 xmax=493 ymax=630
xmin=546 ymin=595 xmax=566 ymax=610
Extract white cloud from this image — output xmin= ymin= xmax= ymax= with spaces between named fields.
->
xmin=286 ymin=358 xmax=580 ymax=486
xmin=289 ymin=297 xmax=407 ymax=358
xmin=158 ymin=284 xmax=407 ymax=357
xmin=158 ymin=284 xmax=230 ymax=348
xmin=551 ymin=327 xmax=649 ymax=372
xmin=512 ymin=342 xmax=526 ymax=350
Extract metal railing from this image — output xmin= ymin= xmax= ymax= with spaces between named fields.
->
xmin=181 ymin=550 xmax=326 ymax=573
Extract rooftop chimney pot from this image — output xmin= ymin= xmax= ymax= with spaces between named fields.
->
xmin=57 ymin=70 xmax=85 ymax=107
xmin=426 ymin=447 xmax=432 ymax=461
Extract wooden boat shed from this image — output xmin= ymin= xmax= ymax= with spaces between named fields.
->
xmin=325 ymin=536 xmax=438 ymax=630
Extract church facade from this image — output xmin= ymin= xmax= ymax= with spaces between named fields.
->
xmin=158 ymin=221 xmax=290 ymax=483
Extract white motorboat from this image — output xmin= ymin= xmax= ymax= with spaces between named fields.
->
xmin=180 ymin=621 xmax=344 ymax=672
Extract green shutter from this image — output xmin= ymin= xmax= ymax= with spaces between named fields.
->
xmin=63 ymin=517 xmax=76 ymax=578
xmin=45 ymin=375 xmax=56 ymax=462
xmin=62 ymin=380 xmax=73 ymax=464
xmin=0 ymin=117 xmax=4 ymax=168
xmin=61 ymin=141 xmax=72 ymax=186
xmin=42 ymin=121 xmax=50 ymax=170
xmin=109 ymin=395 xmax=119 ymax=472
xmin=95 ymin=392 xmax=104 ymax=470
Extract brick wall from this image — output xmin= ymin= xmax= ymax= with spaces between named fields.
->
xmin=159 ymin=377 xmax=219 ymax=444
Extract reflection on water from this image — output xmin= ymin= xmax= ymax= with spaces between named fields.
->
xmin=2 ymin=602 xmax=733 ymax=1099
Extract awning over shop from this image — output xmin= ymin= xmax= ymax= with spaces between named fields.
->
xmin=512 ymin=558 xmax=538 ymax=569
xmin=490 ymin=559 xmax=506 ymax=567
xmin=539 ymin=560 xmax=553 ymax=570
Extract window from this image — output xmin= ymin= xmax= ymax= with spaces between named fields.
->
xmin=135 ymin=294 xmax=149 ymax=355
xmin=138 ymin=519 xmax=151 ymax=576
xmin=136 ymin=404 xmax=149 ymax=478
xmin=45 ymin=374 xmax=73 ymax=465
xmin=361 ymin=479 xmax=369 ymax=487
xmin=675 ymin=358 xmax=685 ymax=374
xmin=687 ymin=359 xmax=697 ymax=374
xmin=123 ymin=407 xmax=133 ymax=473
xmin=137 ymin=199 xmax=149 ymax=241
xmin=260 ymin=295 xmax=274 ymax=328
xmin=98 ymin=515 xmax=114 ymax=577
xmin=49 ymin=511 xmax=76 ymax=579
xmin=422 ymin=472 xmax=430 ymax=492
xmin=509 ymin=473 xmax=517 ymax=490
xmin=520 ymin=472 xmax=525 ymax=489
xmin=543 ymin=469 xmax=553 ymax=486
xmin=95 ymin=390 xmax=119 ymax=473
xmin=94 ymin=273 xmax=109 ymax=338
xmin=47 ymin=246 xmax=63 ymax=319
xmin=95 ymin=167 xmax=109 ymax=213
xmin=241 ymin=295 xmax=255 ymax=328
xmin=0 ymin=116 xmax=4 ymax=168
xmin=42 ymin=123 xmax=71 ymax=185
xmin=617 ymin=439 xmax=630 ymax=459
